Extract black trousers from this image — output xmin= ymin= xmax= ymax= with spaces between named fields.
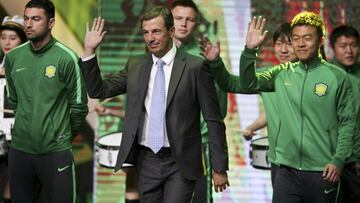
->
xmin=193 ymin=142 xmax=212 ymax=203
xmin=340 ymin=163 xmax=360 ymax=203
xmin=270 ymin=163 xmax=280 ymax=188
xmin=8 ymin=148 xmax=75 ymax=203
xmin=272 ymin=165 xmax=339 ymax=203
xmin=136 ymin=146 xmax=195 ymax=203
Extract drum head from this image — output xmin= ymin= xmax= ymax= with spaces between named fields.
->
xmin=96 ymin=132 xmax=122 ymax=149
xmin=250 ymin=137 xmax=269 ymax=149
xmin=98 ymin=162 xmax=134 ymax=169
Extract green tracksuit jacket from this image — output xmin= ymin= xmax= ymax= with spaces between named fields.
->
xmin=5 ymin=37 xmax=88 ymax=154
xmin=239 ymin=47 xmax=355 ymax=171
xmin=330 ymin=59 xmax=360 ymax=164
xmin=208 ymin=57 xmax=280 ymax=165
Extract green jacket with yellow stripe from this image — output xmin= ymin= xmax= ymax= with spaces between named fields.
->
xmin=239 ymin=47 xmax=355 ymax=171
xmin=5 ymin=37 xmax=88 ymax=154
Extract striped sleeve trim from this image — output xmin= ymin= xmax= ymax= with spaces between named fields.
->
xmin=7 ymin=41 xmax=30 ymax=55
xmin=54 ymin=42 xmax=82 ymax=103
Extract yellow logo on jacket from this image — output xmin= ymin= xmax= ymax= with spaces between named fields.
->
xmin=45 ymin=65 xmax=56 ymax=78
xmin=314 ymin=83 xmax=328 ymax=96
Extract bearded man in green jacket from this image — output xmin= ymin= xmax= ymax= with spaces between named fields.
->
xmin=5 ymin=1 xmax=88 ymax=202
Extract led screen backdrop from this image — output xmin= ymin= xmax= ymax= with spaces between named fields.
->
xmin=93 ymin=0 xmax=360 ymax=202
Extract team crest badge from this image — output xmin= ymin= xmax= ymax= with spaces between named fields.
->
xmin=314 ymin=83 xmax=328 ymax=97
xmin=45 ymin=65 xmax=56 ymax=78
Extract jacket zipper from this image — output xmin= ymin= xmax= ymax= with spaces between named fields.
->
xmin=299 ymin=64 xmax=308 ymax=170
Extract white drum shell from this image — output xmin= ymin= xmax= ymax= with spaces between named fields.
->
xmin=96 ymin=132 xmax=132 ymax=168
xmin=250 ymin=137 xmax=270 ymax=169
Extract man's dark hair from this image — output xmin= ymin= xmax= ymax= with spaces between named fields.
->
xmin=25 ymin=0 xmax=55 ymax=19
xmin=140 ymin=6 xmax=173 ymax=30
xmin=273 ymin=23 xmax=292 ymax=44
xmin=171 ymin=0 xmax=199 ymax=14
xmin=330 ymin=25 xmax=359 ymax=48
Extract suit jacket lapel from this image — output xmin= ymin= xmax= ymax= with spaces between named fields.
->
xmin=138 ymin=53 xmax=153 ymax=103
xmin=167 ymin=51 xmax=186 ymax=107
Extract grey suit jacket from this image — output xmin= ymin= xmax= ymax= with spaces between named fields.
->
xmin=80 ymin=50 xmax=228 ymax=180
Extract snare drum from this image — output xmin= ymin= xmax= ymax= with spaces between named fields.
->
xmin=0 ymin=132 xmax=8 ymax=156
xmin=249 ymin=137 xmax=270 ymax=170
xmin=2 ymin=118 xmax=14 ymax=141
xmin=96 ymin=132 xmax=133 ymax=168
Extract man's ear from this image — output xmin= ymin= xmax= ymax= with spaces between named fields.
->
xmin=48 ymin=18 xmax=55 ymax=29
xmin=170 ymin=26 xmax=175 ymax=38
xmin=319 ymin=36 xmax=325 ymax=46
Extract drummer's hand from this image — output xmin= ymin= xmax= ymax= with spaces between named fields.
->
xmin=323 ymin=163 xmax=340 ymax=182
xmin=95 ymin=105 xmax=110 ymax=116
xmin=242 ymin=127 xmax=256 ymax=141
xmin=212 ymin=170 xmax=230 ymax=192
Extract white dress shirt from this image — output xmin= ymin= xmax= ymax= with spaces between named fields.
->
xmin=139 ymin=44 xmax=177 ymax=148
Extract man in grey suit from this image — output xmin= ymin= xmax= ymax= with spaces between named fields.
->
xmin=80 ymin=6 xmax=229 ymax=203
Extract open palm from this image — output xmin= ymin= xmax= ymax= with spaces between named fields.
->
xmin=246 ymin=16 xmax=268 ymax=49
xmin=83 ymin=17 xmax=107 ymax=56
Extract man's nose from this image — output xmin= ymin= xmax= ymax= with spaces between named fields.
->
xmin=25 ymin=19 xmax=33 ymax=28
xmin=180 ymin=19 xmax=187 ymax=27
xmin=345 ymin=45 xmax=352 ymax=53
xmin=281 ymin=44 xmax=289 ymax=53
xmin=298 ymin=38 xmax=305 ymax=47
xmin=146 ymin=34 xmax=155 ymax=43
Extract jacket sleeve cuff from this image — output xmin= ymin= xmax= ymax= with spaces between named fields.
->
xmin=207 ymin=57 xmax=224 ymax=72
xmin=330 ymin=158 xmax=344 ymax=171
xmin=242 ymin=46 xmax=258 ymax=58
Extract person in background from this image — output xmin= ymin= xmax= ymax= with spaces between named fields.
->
xmin=0 ymin=15 xmax=27 ymax=203
xmin=241 ymin=22 xmax=297 ymax=186
xmin=5 ymin=0 xmax=88 ymax=202
xmin=329 ymin=25 xmax=360 ymax=203
xmin=0 ymin=16 xmax=27 ymax=76
xmin=171 ymin=1 xmax=228 ymax=202
xmin=202 ymin=22 xmax=297 ymax=187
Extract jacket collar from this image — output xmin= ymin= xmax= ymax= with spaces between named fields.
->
xmin=330 ymin=58 xmax=360 ymax=74
xmin=30 ymin=36 xmax=56 ymax=54
xmin=298 ymin=55 xmax=322 ymax=70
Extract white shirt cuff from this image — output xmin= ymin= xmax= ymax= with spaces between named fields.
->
xmin=81 ymin=54 xmax=96 ymax=61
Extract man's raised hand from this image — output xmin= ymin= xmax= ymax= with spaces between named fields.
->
xmin=246 ymin=16 xmax=268 ymax=49
xmin=83 ymin=17 xmax=107 ymax=57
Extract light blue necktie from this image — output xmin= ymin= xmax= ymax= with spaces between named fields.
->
xmin=148 ymin=59 xmax=166 ymax=153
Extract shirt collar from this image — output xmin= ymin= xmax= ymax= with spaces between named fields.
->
xmin=152 ymin=43 xmax=177 ymax=66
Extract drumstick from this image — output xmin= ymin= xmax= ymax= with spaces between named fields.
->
xmin=230 ymin=128 xmax=245 ymax=134
xmin=89 ymin=98 xmax=114 ymax=113
xmin=230 ymin=128 xmax=260 ymax=134
xmin=0 ymin=109 xmax=14 ymax=114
